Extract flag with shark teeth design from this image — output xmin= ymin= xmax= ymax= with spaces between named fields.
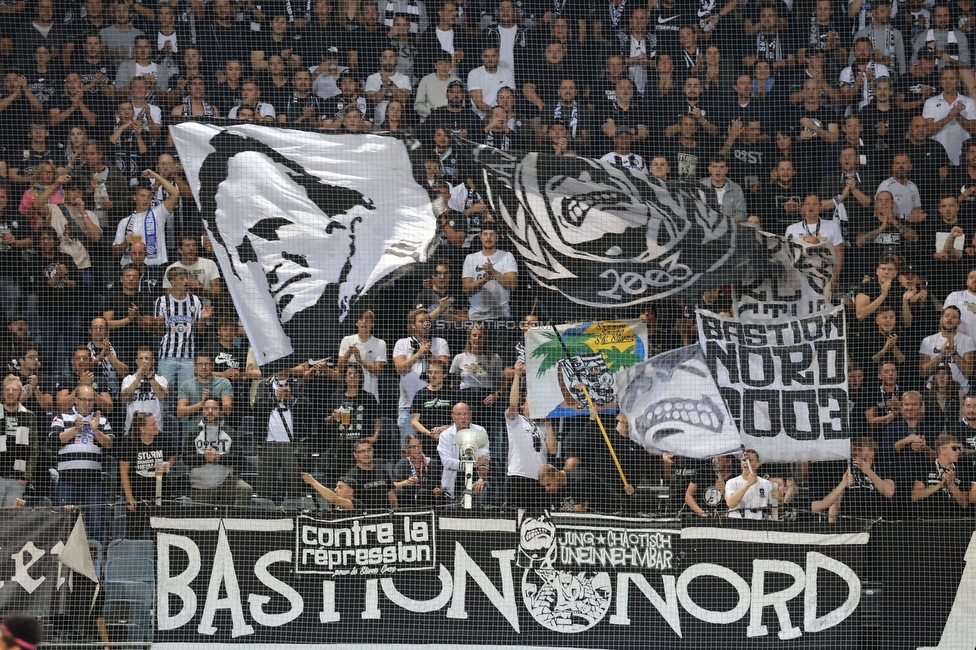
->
xmin=171 ymin=123 xmax=437 ymax=369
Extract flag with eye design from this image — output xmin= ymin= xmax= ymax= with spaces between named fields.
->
xmin=172 ymin=123 xmax=438 ymax=370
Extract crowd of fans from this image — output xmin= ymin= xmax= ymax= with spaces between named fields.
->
xmin=2 ymin=0 xmax=976 ymax=540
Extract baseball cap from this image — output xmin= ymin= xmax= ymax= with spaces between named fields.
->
xmin=615 ymin=125 xmax=632 ymax=135
xmin=918 ymin=48 xmax=937 ymax=60
xmin=447 ymin=79 xmax=465 ymax=90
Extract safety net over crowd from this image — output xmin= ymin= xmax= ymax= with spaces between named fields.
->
xmin=0 ymin=0 xmax=975 ymax=648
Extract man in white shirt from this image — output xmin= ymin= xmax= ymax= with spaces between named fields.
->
xmin=337 ymin=309 xmax=387 ymax=401
xmin=839 ymin=37 xmax=891 ymax=110
xmin=506 ymin=361 xmax=555 ymax=510
xmin=467 ymin=45 xmax=515 ymax=120
xmin=919 ymin=305 xmax=976 ymax=392
xmin=943 ymin=269 xmax=976 ymax=339
xmin=462 ymin=225 xmax=518 ymax=322
xmin=725 ymin=449 xmax=774 ymax=519
xmin=875 ymin=153 xmax=926 ymax=222
xmin=119 ymin=346 xmax=168 ymax=434
xmin=163 ymin=235 xmax=222 ymax=298
xmin=438 ymin=402 xmax=489 ymax=501
xmin=785 ymin=195 xmax=844 ymax=285
xmin=364 ymin=49 xmax=412 ymax=126
xmin=923 ymin=67 xmax=976 ymax=165
xmin=112 ymin=169 xmax=179 ymax=267
xmin=393 ymin=309 xmax=450 ymax=444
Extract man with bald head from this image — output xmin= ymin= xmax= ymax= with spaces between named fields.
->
xmin=437 ymin=402 xmax=490 ymax=501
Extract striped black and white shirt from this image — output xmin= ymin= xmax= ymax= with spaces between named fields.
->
xmin=50 ymin=407 xmax=113 ymax=485
xmin=155 ymin=293 xmax=204 ymax=359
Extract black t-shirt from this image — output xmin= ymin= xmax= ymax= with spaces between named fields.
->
xmin=791 ymin=104 xmax=837 ymax=177
xmin=28 ymin=251 xmax=82 ymax=317
xmin=328 ymin=390 xmax=380 ymax=450
xmin=344 ymin=465 xmax=394 ymax=512
xmin=118 ymin=434 xmax=175 ymax=502
xmin=758 ymin=181 xmax=804 ymax=236
xmin=209 ymin=342 xmax=249 ymax=379
xmin=104 ymin=289 xmax=154 ymax=367
xmin=653 ymin=5 xmax=695 ymax=55
xmin=409 ymin=385 xmax=457 ymax=456
xmin=809 ymin=459 xmax=894 ymax=520
xmin=912 ymin=460 xmax=974 ymax=518
xmin=727 ymin=139 xmax=775 ymax=189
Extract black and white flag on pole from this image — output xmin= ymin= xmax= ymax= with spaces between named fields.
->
xmin=171 ymin=124 xmax=438 ymax=369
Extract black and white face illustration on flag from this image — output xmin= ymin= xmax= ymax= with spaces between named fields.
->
xmin=616 ymin=345 xmax=742 ymax=460
xmin=172 ymin=124 xmax=437 ymax=367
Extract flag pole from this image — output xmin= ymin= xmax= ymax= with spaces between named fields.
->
xmin=552 ymin=323 xmax=630 ymax=489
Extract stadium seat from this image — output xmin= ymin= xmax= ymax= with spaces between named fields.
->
xmin=250 ymin=497 xmax=277 ymax=510
xmin=105 ymin=539 xmax=155 ymax=584
xmin=103 ymin=582 xmax=154 ymax=643
xmin=281 ymin=496 xmax=315 ymax=512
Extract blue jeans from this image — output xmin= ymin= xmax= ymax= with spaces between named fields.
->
xmin=398 ymin=407 xmax=414 ymax=448
xmin=56 ymin=481 xmax=105 ymax=542
xmin=158 ymin=357 xmax=195 ymax=417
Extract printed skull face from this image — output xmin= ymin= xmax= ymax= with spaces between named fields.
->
xmin=517 ymin=511 xmax=556 ymax=569
xmin=617 ymin=346 xmax=742 ymax=459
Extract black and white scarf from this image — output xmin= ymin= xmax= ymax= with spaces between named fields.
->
xmin=756 ymin=30 xmax=784 ymax=61
xmin=553 ymin=101 xmax=580 ymax=137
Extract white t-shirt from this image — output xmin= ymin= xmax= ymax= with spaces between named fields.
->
xmin=919 ymin=330 xmax=976 ymax=392
xmin=923 ymin=92 xmax=976 ymax=165
xmin=506 ymin=414 xmax=548 ymax=480
xmin=228 ymin=102 xmax=276 ymax=119
xmin=876 ymin=177 xmax=922 ymax=218
xmin=449 ymin=351 xmax=503 ymax=390
xmin=838 ymin=62 xmax=890 ymax=108
xmin=338 ymin=334 xmax=387 ymax=400
xmin=364 ymin=71 xmax=412 ymax=125
xmin=462 ymin=249 xmax=518 ymax=321
xmin=944 ymin=290 xmax=976 ymax=339
xmin=120 ymin=372 xmax=168 ymax=434
xmin=113 ymin=204 xmax=172 ymax=266
xmin=497 ymin=25 xmax=518 ymax=73
xmin=132 ymin=103 xmax=163 ymax=132
xmin=393 ymin=336 xmax=450 ymax=409
xmin=725 ymin=474 xmax=774 ymax=519
xmin=466 ymin=65 xmax=516 ymax=119
xmin=163 ymin=257 xmax=221 ymax=290
xmin=785 ymin=218 xmax=844 ymax=246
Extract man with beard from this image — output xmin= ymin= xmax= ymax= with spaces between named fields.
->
xmin=323 ymin=70 xmax=371 ymax=129
xmin=662 ymin=76 xmax=718 ymax=137
xmin=943 ymin=269 xmax=976 ymax=339
xmin=919 ymin=195 xmax=968 ymax=299
xmin=463 ymin=225 xmax=519 ymax=323
xmin=414 ymin=52 xmax=460 ymax=121
xmin=840 ymin=38 xmax=891 ymax=111
xmin=13 ymin=344 xmax=53 ymax=417
xmin=281 ymin=70 xmax=326 ymax=126
xmin=467 ymin=45 xmax=515 ymax=120
xmin=364 ymin=49 xmax=412 ymax=126
xmin=920 ymin=305 xmax=976 ymax=393
xmin=425 ymin=79 xmax=480 ymax=142
xmin=851 ymin=0 xmax=906 ymax=74
xmin=912 ymin=2 xmax=971 ymax=69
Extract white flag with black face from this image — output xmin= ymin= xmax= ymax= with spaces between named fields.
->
xmin=172 ymin=123 xmax=437 ymax=368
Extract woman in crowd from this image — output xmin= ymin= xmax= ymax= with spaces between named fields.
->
xmin=450 ymin=325 xmax=503 ymax=429
xmin=19 ymin=162 xmax=67 ymax=228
